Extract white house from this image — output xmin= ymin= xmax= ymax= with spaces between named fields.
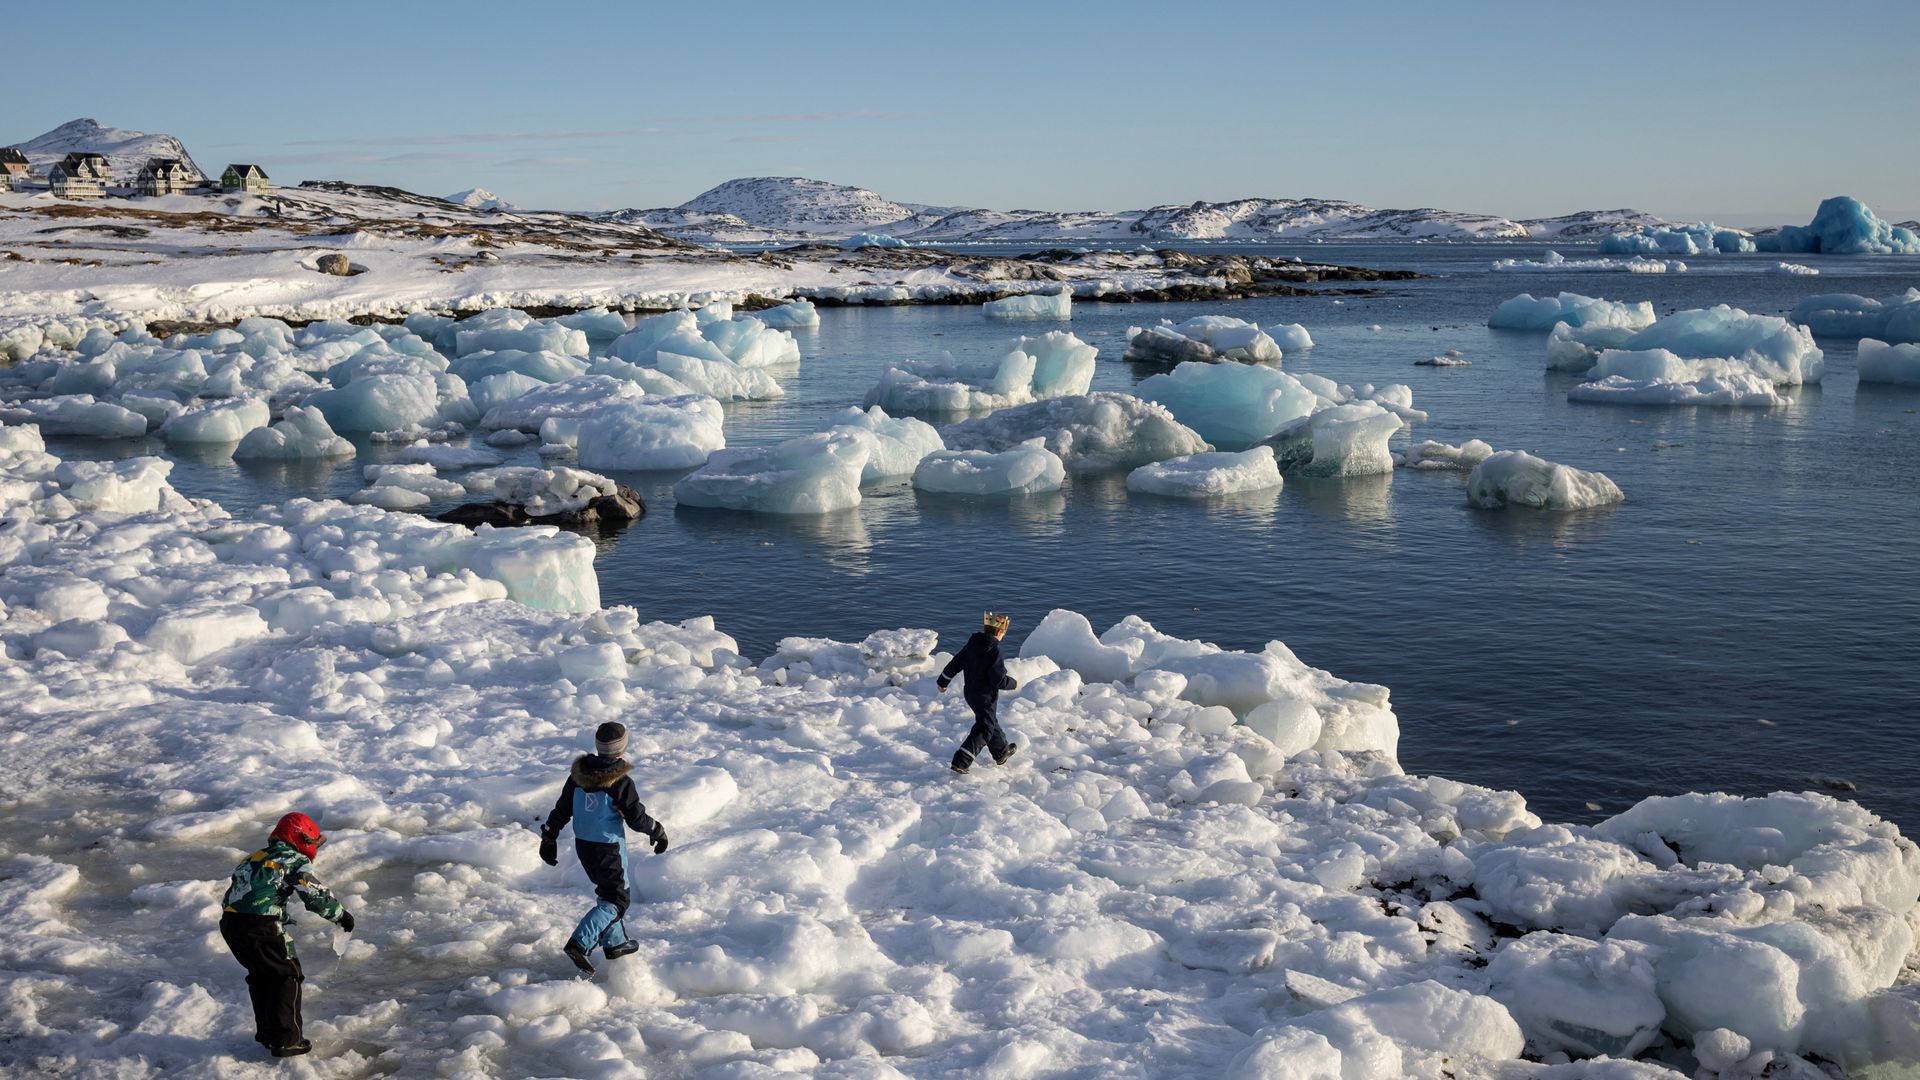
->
xmin=50 ymin=160 xmax=105 ymax=199
xmin=137 ymin=158 xmax=195 ymax=196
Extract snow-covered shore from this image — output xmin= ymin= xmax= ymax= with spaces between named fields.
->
xmin=1 ymin=428 xmax=1915 ymax=1078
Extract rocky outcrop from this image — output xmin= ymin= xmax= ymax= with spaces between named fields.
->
xmin=437 ymin=483 xmax=644 ymax=530
xmin=314 ymin=253 xmax=352 ymax=276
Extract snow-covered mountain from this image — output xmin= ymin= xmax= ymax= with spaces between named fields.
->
xmin=7 ymin=118 xmax=205 ymax=183
xmin=444 ymin=187 xmax=518 ymax=212
xmin=678 ymin=177 xmax=929 ymax=236
xmin=618 ymin=176 xmax=1679 ymax=245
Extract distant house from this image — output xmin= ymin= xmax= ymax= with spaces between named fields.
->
xmin=220 ymin=163 xmax=269 ymax=193
xmin=50 ymin=160 xmax=105 ymax=199
xmin=60 ymin=152 xmax=112 ymax=184
xmin=0 ymin=148 xmax=29 ymax=191
xmin=137 ymin=158 xmax=195 ymax=196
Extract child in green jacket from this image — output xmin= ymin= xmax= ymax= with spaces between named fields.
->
xmin=219 ymin=812 xmax=357 ymax=1058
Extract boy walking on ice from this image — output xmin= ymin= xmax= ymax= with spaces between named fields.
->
xmin=539 ymin=721 xmax=669 ymax=974
xmin=219 ymin=812 xmax=357 ymax=1059
xmin=939 ymin=612 xmax=1020 ymax=774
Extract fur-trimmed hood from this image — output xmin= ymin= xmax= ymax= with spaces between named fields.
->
xmin=571 ymin=753 xmax=631 ymax=790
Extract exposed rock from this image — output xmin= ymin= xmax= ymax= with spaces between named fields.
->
xmin=315 ymin=253 xmax=352 ymax=276
xmin=436 ymin=483 xmax=645 ymax=530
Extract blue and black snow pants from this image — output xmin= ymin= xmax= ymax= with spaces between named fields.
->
xmin=567 ymin=839 xmax=632 ymax=954
xmin=953 ymin=695 xmax=1009 ymax=767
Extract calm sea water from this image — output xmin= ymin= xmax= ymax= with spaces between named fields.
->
xmin=47 ymin=242 xmax=1920 ymax=830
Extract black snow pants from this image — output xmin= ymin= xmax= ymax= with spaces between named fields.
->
xmin=577 ymin=838 xmax=631 ymax=915
xmin=220 ymin=912 xmax=304 ymax=1049
xmin=954 ymin=694 xmax=1010 ymax=767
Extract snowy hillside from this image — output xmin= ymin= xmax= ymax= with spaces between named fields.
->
xmin=446 ymin=187 xmax=519 ymax=212
xmin=7 ymin=117 xmax=205 ymax=182
xmin=625 ymin=177 xmax=1679 ymax=245
xmin=679 ymin=176 xmax=926 ymax=236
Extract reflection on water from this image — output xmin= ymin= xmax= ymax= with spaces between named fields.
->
xmin=41 ymin=244 xmax=1920 ymax=834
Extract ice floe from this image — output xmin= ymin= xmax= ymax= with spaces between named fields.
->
xmin=1124 ymin=315 xmax=1296 ymax=365
xmin=1394 ymin=438 xmax=1495 ymax=471
xmin=1600 ymin=223 xmax=1755 ymax=256
xmin=1126 ymin=446 xmax=1283 ymax=497
xmin=1136 ymin=361 xmax=1320 ymax=448
xmin=912 ymin=441 xmax=1066 ymax=496
xmin=1492 ymin=251 xmax=1687 ymax=274
xmin=863 ymin=332 xmax=1097 ymax=413
xmin=1467 ymin=450 xmax=1625 ymax=510
xmin=1489 ymin=292 xmax=1657 ymax=332
xmin=1790 ymin=289 xmax=1920 ymax=343
xmin=232 ymin=405 xmax=356 ymax=461
xmin=982 ymin=289 xmax=1071 ymax=320
xmin=938 ymin=391 xmax=1209 ymax=472
xmin=1857 ymin=339 xmax=1920 ymax=386
xmin=1262 ymin=402 xmax=1404 ymax=477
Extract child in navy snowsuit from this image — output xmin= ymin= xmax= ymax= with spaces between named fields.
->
xmin=539 ymin=722 xmax=669 ymax=974
xmin=939 ymin=612 xmax=1021 ymax=773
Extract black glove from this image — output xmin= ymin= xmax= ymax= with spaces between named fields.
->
xmin=338 ymin=910 xmax=356 ymax=934
xmin=650 ymin=829 xmax=669 ymax=855
xmin=539 ymin=835 xmax=558 ymax=867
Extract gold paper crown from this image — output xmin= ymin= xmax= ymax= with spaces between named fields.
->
xmin=983 ymin=612 xmax=1011 ymax=632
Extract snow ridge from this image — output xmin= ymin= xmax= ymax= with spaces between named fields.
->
xmin=8 ymin=117 xmax=205 ymax=183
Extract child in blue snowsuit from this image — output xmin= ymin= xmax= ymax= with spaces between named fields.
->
xmin=939 ymin=612 xmax=1021 ymax=773
xmin=538 ymin=722 xmax=669 ymax=974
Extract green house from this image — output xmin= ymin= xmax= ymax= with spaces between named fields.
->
xmin=221 ymin=163 xmax=270 ymax=193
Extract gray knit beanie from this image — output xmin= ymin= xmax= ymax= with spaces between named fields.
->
xmin=594 ymin=721 xmax=628 ymax=758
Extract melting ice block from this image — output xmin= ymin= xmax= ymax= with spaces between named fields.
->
xmin=862 ymin=332 xmax=1096 ymax=413
xmin=1600 ymin=222 xmax=1755 ymax=256
xmin=755 ymin=299 xmax=820 ymax=330
xmin=159 ymin=397 xmax=271 ymax=444
xmin=1492 ymin=251 xmax=1686 ymax=274
xmin=912 ymin=441 xmax=1065 ymax=496
xmin=569 ymin=394 xmax=727 ymax=472
xmin=982 ymin=289 xmax=1071 ymax=320
xmin=939 ymin=392 xmax=1208 ymax=472
xmin=1488 ymin=292 xmax=1657 ymax=332
xmin=1125 ymin=315 xmax=1289 ymax=365
xmin=1126 ymin=447 xmax=1282 ymax=497
xmin=1393 ymin=439 xmax=1494 ymax=471
xmin=0 ymin=396 xmax=148 ymax=439
xmin=234 ymin=406 xmax=356 ymax=460
xmin=1263 ymin=403 xmax=1403 ymax=477
xmin=448 ymin=349 xmax=590 ymax=386
xmin=1790 ymin=289 xmax=1920 ymax=343
xmin=1466 ymin=450 xmax=1623 ymax=510
xmin=673 ymin=432 xmax=870 ymax=514
xmin=1605 ymin=306 xmax=1823 ymax=385
xmin=1858 ymin=339 xmax=1920 ymax=385
xmin=1136 ymin=361 xmax=1319 ymax=448
xmin=819 ymin=406 xmax=944 ymax=482
xmin=306 ymin=373 xmax=450 ymax=434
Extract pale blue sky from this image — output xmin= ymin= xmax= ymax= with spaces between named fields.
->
xmin=8 ymin=0 xmax=1917 ymax=225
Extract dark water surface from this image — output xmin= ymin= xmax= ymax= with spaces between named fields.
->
xmin=51 ymin=242 xmax=1920 ymax=830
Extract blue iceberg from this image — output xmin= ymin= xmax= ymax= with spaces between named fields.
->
xmin=1757 ymin=196 xmax=1920 ymax=255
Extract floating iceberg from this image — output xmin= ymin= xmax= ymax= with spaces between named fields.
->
xmin=1466 ymin=450 xmax=1624 ymax=510
xmin=672 ymin=432 xmax=870 ymax=514
xmin=651 ymin=351 xmax=784 ymax=402
xmin=1488 ymin=292 xmax=1657 ymax=332
xmin=863 ymin=332 xmax=1097 ymax=413
xmin=1546 ymin=322 xmax=1642 ymax=373
xmin=1136 ymin=361 xmax=1319 ymax=448
xmin=157 ymin=397 xmax=271 ymax=444
xmin=0 ymin=396 xmax=148 ymax=439
xmin=611 ymin=309 xmax=799 ymax=370
xmin=1789 ymin=289 xmax=1920 ymax=343
xmin=820 ymin=406 xmax=944 ymax=482
xmin=351 ymin=463 xmax=468 ymax=509
xmin=1124 ymin=315 xmax=1288 ymax=365
xmin=447 ymin=349 xmax=590 ymax=386
xmin=568 ymin=394 xmax=728 ymax=472
xmin=305 ymin=372 xmax=460 ymax=435
xmin=1569 ymin=372 xmax=1784 ymax=407
xmin=1599 ymin=223 xmax=1754 ymax=256
xmin=1492 ymin=251 xmax=1686 ymax=274
xmin=233 ymin=408 xmax=356 ymax=462
xmin=1606 ymin=306 xmax=1824 ymax=386
xmin=982 ymin=289 xmax=1071 ymax=320
xmin=939 ymin=392 xmax=1209 ymax=472
xmin=1262 ymin=403 xmax=1403 ymax=477
xmin=1858 ymin=339 xmax=1920 ymax=386
xmin=1126 ymin=446 xmax=1282 ymax=497
xmin=1756 ymin=195 xmax=1920 ymax=255
xmin=841 ymin=232 xmax=911 ymax=249
xmin=912 ymin=441 xmax=1066 ymax=496
xmin=453 ymin=321 xmax=588 ymax=359
xmin=754 ymin=299 xmax=820 ymax=330
xmin=1394 ymin=438 xmax=1494 ymax=471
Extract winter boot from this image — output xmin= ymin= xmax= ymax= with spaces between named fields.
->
xmin=270 ymin=1040 xmax=313 ymax=1058
xmin=950 ymin=750 xmax=973 ymax=774
xmin=605 ymin=940 xmax=639 ymax=960
xmin=992 ymin=743 xmax=1020 ymax=766
xmin=564 ymin=941 xmax=596 ymax=974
